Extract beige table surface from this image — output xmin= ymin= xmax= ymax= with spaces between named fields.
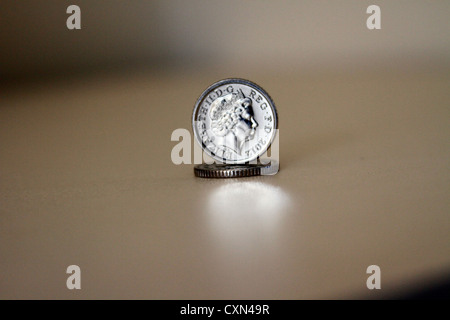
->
xmin=1 ymin=68 xmax=449 ymax=299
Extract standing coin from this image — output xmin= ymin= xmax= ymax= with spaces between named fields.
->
xmin=192 ymin=79 xmax=278 ymax=164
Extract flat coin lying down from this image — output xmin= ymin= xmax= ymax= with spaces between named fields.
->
xmin=192 ymin=79 xmax=278 ymax=164
xmin=194 ymin=161 xmax=279 ymax=178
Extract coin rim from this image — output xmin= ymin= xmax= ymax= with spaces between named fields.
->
xmin=192 ymin=78 xmax=278 ymax=164
xmin=193 ymin=161 xmax=279 ymax=178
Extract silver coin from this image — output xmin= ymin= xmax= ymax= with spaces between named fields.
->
xmin=192 ymin=79 xmax=278 ymax=164
xmin=194 ymin=161 xmax=279 ymax=178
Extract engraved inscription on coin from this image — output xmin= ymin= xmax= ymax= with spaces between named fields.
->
xmin=192 ymin=79 xmax=278 ymax=164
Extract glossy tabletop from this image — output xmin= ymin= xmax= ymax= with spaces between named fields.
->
xmin=1 ymin=68 xmax=449 ymax=299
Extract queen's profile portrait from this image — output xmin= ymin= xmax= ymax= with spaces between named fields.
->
xmin=209 ymin=90 xmax=258 ymax=155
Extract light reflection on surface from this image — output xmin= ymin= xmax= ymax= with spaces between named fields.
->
xmin=206 ymin=181 xmax=292 ymax=251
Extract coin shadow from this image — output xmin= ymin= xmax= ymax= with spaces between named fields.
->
xmin=281 ymin=130 xmax=355 ymax=167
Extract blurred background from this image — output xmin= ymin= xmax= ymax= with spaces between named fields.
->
xmin=1 ymin=0 xmax=449 ymax=80
xmin=1 ymin=1 xmax=449 ymax=299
